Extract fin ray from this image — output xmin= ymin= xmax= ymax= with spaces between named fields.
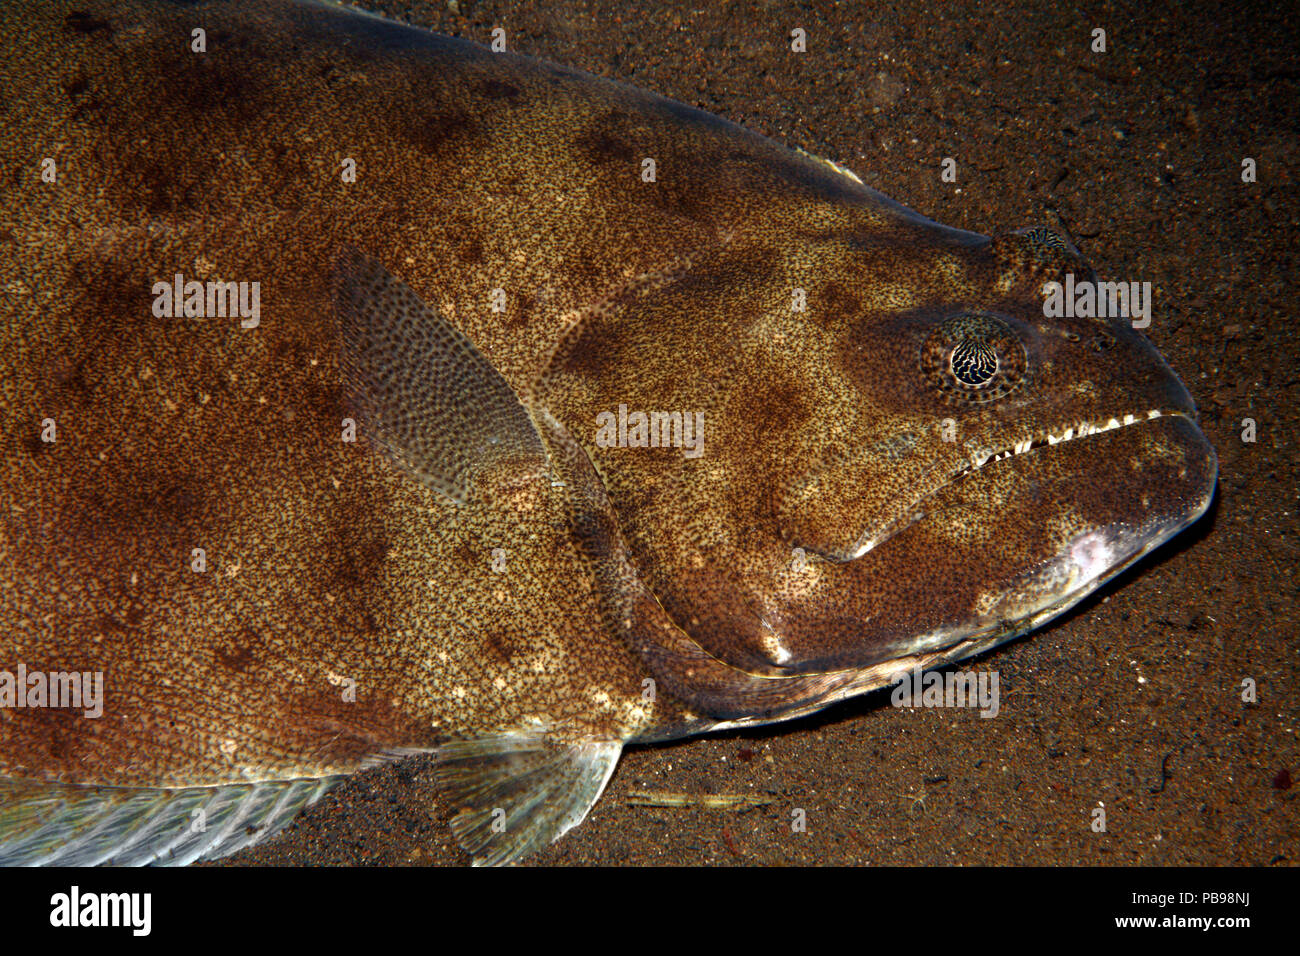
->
xmin=0 ymin=776 xmax=334 ymax=866
xmin=335 ymin=247 xmax=549 ymax=504
xmin=432 ymin=733 xmax=621 ymax=866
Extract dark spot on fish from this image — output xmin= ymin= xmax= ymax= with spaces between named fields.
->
xmin=648 ymin=180 xmax=717 ymax=227
xmin=216 ymin=643 xmax=256 ymax=673
xmin=63 ymin=11 xmax=111 ymax=35
xmin=1274 ymin=768 xmax=1293 ymax=790
xmin=559 ymin=328 xmax=619 ymax=379
xmin=43 ymin=714 xmax=73 ymax=761
xmin=360 ymin=610 xmax=379 ymax=636
xmin=407 ymin=110 xmax=477 ymax=155
xmin=458 ymin=235 xmax=484 ymax=264
xmin=270 ymin=337 xmax=308 ymax=367
xmin=59 ymin=255 xmax=154 ymax=391
xmin=17 ymin=427 xmax=47 ymax=458
xmin=738 ymin=378 xmax=808 ymax=447
xmin=123 ymin=159 xmax=196 ymax=216
xmin=69 ymin=95 xmax=105 ymax=122
xmin=820 ymin=281 xmax=862 ymax=321
xmin=153 ymin=482 xmax=203 ymax=526
xmin=177 ymin=57 xmax=266 ymax=122
xmin=268 ymin=142 xmax=312 ymax=200
xmin=45 ymin=348 xmax=96 ymax=411
xmin=61 ymin=76 xmax=89 ymax=99
xmin=577 ymin=127 xmax=636 ymax=164
xmin=309 ymin=379 xmax=346 ymax=425
xmin=116 ymin=474 xmax=198 ymax=540
xmin=97 ymin=613 xmax=132 ymax=637
xmin=737 ymin=748 xmax=756 ymax=762
xmin=484 ymin=629 xmax=517 ymax=665
xmin=316 ymin=60 xmax=343 ymax=86
xmin=338 ymin=536 xmax=391 ymax=591
xmin=478 ymin=79 xmax=518 ymax=100
xmin=322 ymin=481 xmax=392 ymax=634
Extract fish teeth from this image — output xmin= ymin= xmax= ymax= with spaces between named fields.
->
xmin=967 ymin=408 xmax=1170 ymax=476
xmin=964 ymin=409 xmax=1168 ymax=476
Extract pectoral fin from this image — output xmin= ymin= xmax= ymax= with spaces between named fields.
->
xmin=335 ymin=247 xmax=549 ymax=504
xmin=431 ymin=733 xmax=622 ymax=867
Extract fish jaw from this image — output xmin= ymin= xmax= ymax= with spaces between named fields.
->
xmin=757 ymin=405 xmax=1215 ymax=659
xmin=960 ymin=416 xmax=1218 ymax=633
xmin=632 ymin=410 xmax=1217 ymax=739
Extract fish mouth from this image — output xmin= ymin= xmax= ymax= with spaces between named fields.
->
xmin=970 ymin=505 xmax=1208 ymax=645
xmin=627 ymin=406 xmax=1216 ymax=736
xmin=845 ymin=405 xmax=1203 ymax=561
xmin=701 ymin=465 xmax=1215 ymax=732
xmin=949 ymin=406 xmax=1180 ymax=482
xmin=888 ymin=407 xmax=1219 ymax=660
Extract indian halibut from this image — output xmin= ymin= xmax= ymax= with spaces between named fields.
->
xmin=0 ymin=0 xmax=1217 ymax=865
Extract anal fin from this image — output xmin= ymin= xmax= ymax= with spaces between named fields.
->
xmin=0 ymin=776 xmax=334 ymax=866
xmin=432 ymin=733 xmax=621 ymax=867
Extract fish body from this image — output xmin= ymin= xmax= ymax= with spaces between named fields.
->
xmin=0 ymin=0 xmax=1216 ymax=864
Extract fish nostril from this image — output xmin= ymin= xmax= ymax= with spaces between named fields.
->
xmin=1091 ymin=330 xmax=1116 ymax=352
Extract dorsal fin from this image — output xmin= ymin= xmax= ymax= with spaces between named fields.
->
xmin=792 ymin=145 xmax=865 ymax=185
xmin=335 ymin=247 xmax=549 ymax=505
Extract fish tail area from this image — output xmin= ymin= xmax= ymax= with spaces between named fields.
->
xmin=431 ymin=734 xmax=621 ymax=867
xmin=0 ymin=775 xmax=335 ymax=866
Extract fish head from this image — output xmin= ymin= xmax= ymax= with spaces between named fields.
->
xmin=544 ymin=218 xmax=1218 ymax=701
xmin=538 ymin=203 xmax=1216 ymax=715
xmin=716 ymin=222 xmax=1219 ymax=674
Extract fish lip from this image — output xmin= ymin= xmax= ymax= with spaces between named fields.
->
xmin=990 ymin=484 xmax=1215 ymax=634
xmin=844 ymin=405 xmax=1202 ymax=561
xmin=896 ymin=425 xmax=1218 ymax=658
xmin=851 ymin=481 xmax=1217 ymax=676
xmin=947 ymin=405 xmax=1196 ymax=484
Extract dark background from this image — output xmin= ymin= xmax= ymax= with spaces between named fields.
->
xmin=228 ymin=0 xmax=1297 ymax=866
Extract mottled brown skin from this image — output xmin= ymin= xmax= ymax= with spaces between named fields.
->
xmin=0 ymin=0 xmax=1214 ymax=859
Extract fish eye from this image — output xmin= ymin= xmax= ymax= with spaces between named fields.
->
xmin=950 ymin=337 xmax=998 ymax=386
xmin=922 ymin=312 xmax=1028 ymax=405
xmin=1020 ymin=225 xmax=1069 ymax=255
